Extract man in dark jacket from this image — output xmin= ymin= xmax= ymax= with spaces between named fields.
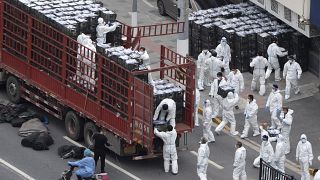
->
xmin=92 ymin=130 xmax=110 ymax=173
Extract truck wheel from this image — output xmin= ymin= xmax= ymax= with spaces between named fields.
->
xmin=84 ymin=122 xmax=98 ymax=147
xmin=65 ymin=111 xmax=84 ymax=141
xmin=157 ymin=0 xmax=166 ymax=16
xmin=6 ymin=76 xmax=21 ymax=103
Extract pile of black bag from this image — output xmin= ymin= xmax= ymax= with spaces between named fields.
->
xmin=21 ymin=132 xmax=54 ymax=151
xmin=57 ymin=145 xmax=86 ymax=159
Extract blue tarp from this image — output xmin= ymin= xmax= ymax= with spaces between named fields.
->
xmin=310 ymin=0 xmax=320 ymax=28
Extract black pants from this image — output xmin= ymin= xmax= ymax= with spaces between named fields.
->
xmin=94 ymin=151 xmax=106 ymax=173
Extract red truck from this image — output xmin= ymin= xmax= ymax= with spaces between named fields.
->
xmin=0 ymin=0 xmax=196 ymax=158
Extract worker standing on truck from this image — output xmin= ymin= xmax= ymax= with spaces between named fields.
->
xmin=96 ymin=17 xmax=119 ymax=45
xmin=139 ymin=47 xmax=154 ymax=84
xmin=82 ymin=38 xmax=97 ymax=91
xmin=153 ymin=98 xmax=176 ymax=128
xmin=154 ymin=125 xmax=178 ymax=175
xmin=75 ymin=33 xmax=90 ymax=84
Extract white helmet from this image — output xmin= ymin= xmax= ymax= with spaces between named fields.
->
xmin=98 ymin=17 xmax=104 ymax=24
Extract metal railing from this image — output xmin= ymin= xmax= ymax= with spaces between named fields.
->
xmin=259 ymin=158 xmax=297 ymax=180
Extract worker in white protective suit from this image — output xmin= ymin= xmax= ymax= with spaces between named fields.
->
xmin=274 ymin=134 xmax=286 ymax=173
xmin=96 ymin=17 xmax=118 ymax=45
xmin=240 ymin=94 xmax=260 ymax=139
xmin=233 ymin=141 xmax=247 ymax=180
xmin=227 ymin=68 xmax=244 ymax=109
xmin=202 ymin=100 xmax=215 ymax=143
xmin=296 ymin=134 xmax=313 ymax=180
xmin=75 ymin=33 xmax=90 ymax=84
xmin=216 ymin=37 xmax=231 ymax=75
xmin=195 ymin=88 xmax=201 ymax=126
xmin=208 ymin=49 xmax=224 ymax=80
xmin=250 ymin=51 xmax=269 ymax=96
xmin=253 ymin=135 xmax=274 ymax=168
xmin=197 ymin=49 xmax=212 ymax=90
xmin=197 ymin=137 xmax=210 ymax=180
xmin=209 ymin=72 xmax=228 ymax=118
xmin=279 ymin=107 xmax=293 ymax=154
xmin=139 ymin=47 xmax=153 ymax=84
xmin=215 ymin=92 xmax=240 ymax=136
xmin=283 ymin=56 xmax=302 ymax=100
xmin=265 ymin=37 xmax=288 ymax=81
xmin=154 ymin=125 xmax=178 ymax=175
xmin=81 ymin=38 xmax=97 ymax=91
xmin=266 ymin=84 xmax=283 ymax=129
xmin=153 ymin=98 xmax=176 ymax=128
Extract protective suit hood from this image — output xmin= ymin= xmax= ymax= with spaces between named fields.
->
xmin=251 ymin=99 xmax=256 ymax=104
xmin=204 ymin=99 xmax=211 ymax=107
xmin=300 ymin=134 xmax=307 ymax=140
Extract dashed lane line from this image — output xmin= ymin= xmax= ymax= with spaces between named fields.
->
xmin=190 ymin=151 xmax=224 ymax=170
xmin=142 ymin=0 xmax=155 ymax=8
xmin=0 ymin=158 xmax=36 ymax=180
xmin=63 ymin=136 xmax=142 ymax=180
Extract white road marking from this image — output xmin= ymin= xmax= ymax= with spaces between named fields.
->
xmin=142 ymin=0 xmax=155 ymax=8
xmin=0 ymin=158 xmax=36 ymax=180
xmin=63 ymin=136 xmax=142 ymax=180
xmin=190 ymin=151 xmax=224 ymax=170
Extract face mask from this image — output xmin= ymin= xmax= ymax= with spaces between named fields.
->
xmin=289 ymin=60 xmax=293 ymax=64
xmin=301 ymin=139 xmax=307 ymax=143
xmin=221 ymin=41 xmax=226 ymax=46
xmin=272 ymin=88 xmax=276 ymax=92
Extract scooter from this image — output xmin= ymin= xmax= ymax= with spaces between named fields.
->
xmin=59 ymin=166 xmax=109 ymax=180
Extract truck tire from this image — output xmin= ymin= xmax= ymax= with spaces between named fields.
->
xmin=65 ymin=111 xmax=84 ymax=141
xmin=157 ymin=0 xmax=166 ymax=16
xmin=84 ymin=122 xmax=98 ymax=147
xmin=6 ymin=76 xmax=21 ymax=103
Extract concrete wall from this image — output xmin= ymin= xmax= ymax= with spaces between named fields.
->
xmin=276 ymin=0 xmax=310 ymax=19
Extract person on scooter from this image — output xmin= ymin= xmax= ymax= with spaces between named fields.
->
xmin=68 ymin=149 xmax=96 ymax=180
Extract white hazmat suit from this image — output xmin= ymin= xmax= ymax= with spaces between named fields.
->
xmin=253 ymin=136 xmax=274 ymax=168
xmin=227 ymin=69 xmax=244 ymax=107
xmin=202 ymin=100 xmax=215 ymax=143
xmin=197 ymin=50 xmax=212 ymax=90
xmin=265 ymin=42 xmax=288 ymax=81
xmin=80 ymin=38 xmax=96 ymax=91
xmin=209 ymin=77 xmax=228 ymax=117
xmin=208 ymin=56 xmax=224 ymax=79
xmin=283 ymin=59 xmax=302 ymax=100
xmin=250 ymin=55 xmax=269 ymax=96
xmin=216 ymin=37 xmax=231 ymax=75
xmin=195 ymin=88 xmax=201 ymax=126
xmin=296 ymin=134 xmax=313 ymax=180
xmin=274 ymin=134 xmax=286 ymax=173
xmin=233 ymin=146 xmax=247 ymax=180
xmin=139 ymin=50 xmax=153 ymax=84
xmin=241 ymin=99 xmax=260 ymax=138
xmin=154 ymin=128 xmax=178 ymax=174
xmin=96 ymin=18 xmax=118 ymax=45
xmin=280 ymin=109 xmax=293 ymax=154
xmin=266 ymin=89 xmax=283 ymax=129
xmin=153 ymin=98 xmax=176 ymax=128
xmin=197 ymin=142 xmax=210 ymax=180
xmin=75 ymin=33 xmax=90 ymax=84
xmin=215 ymin=92 xmax=240 ymax=135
